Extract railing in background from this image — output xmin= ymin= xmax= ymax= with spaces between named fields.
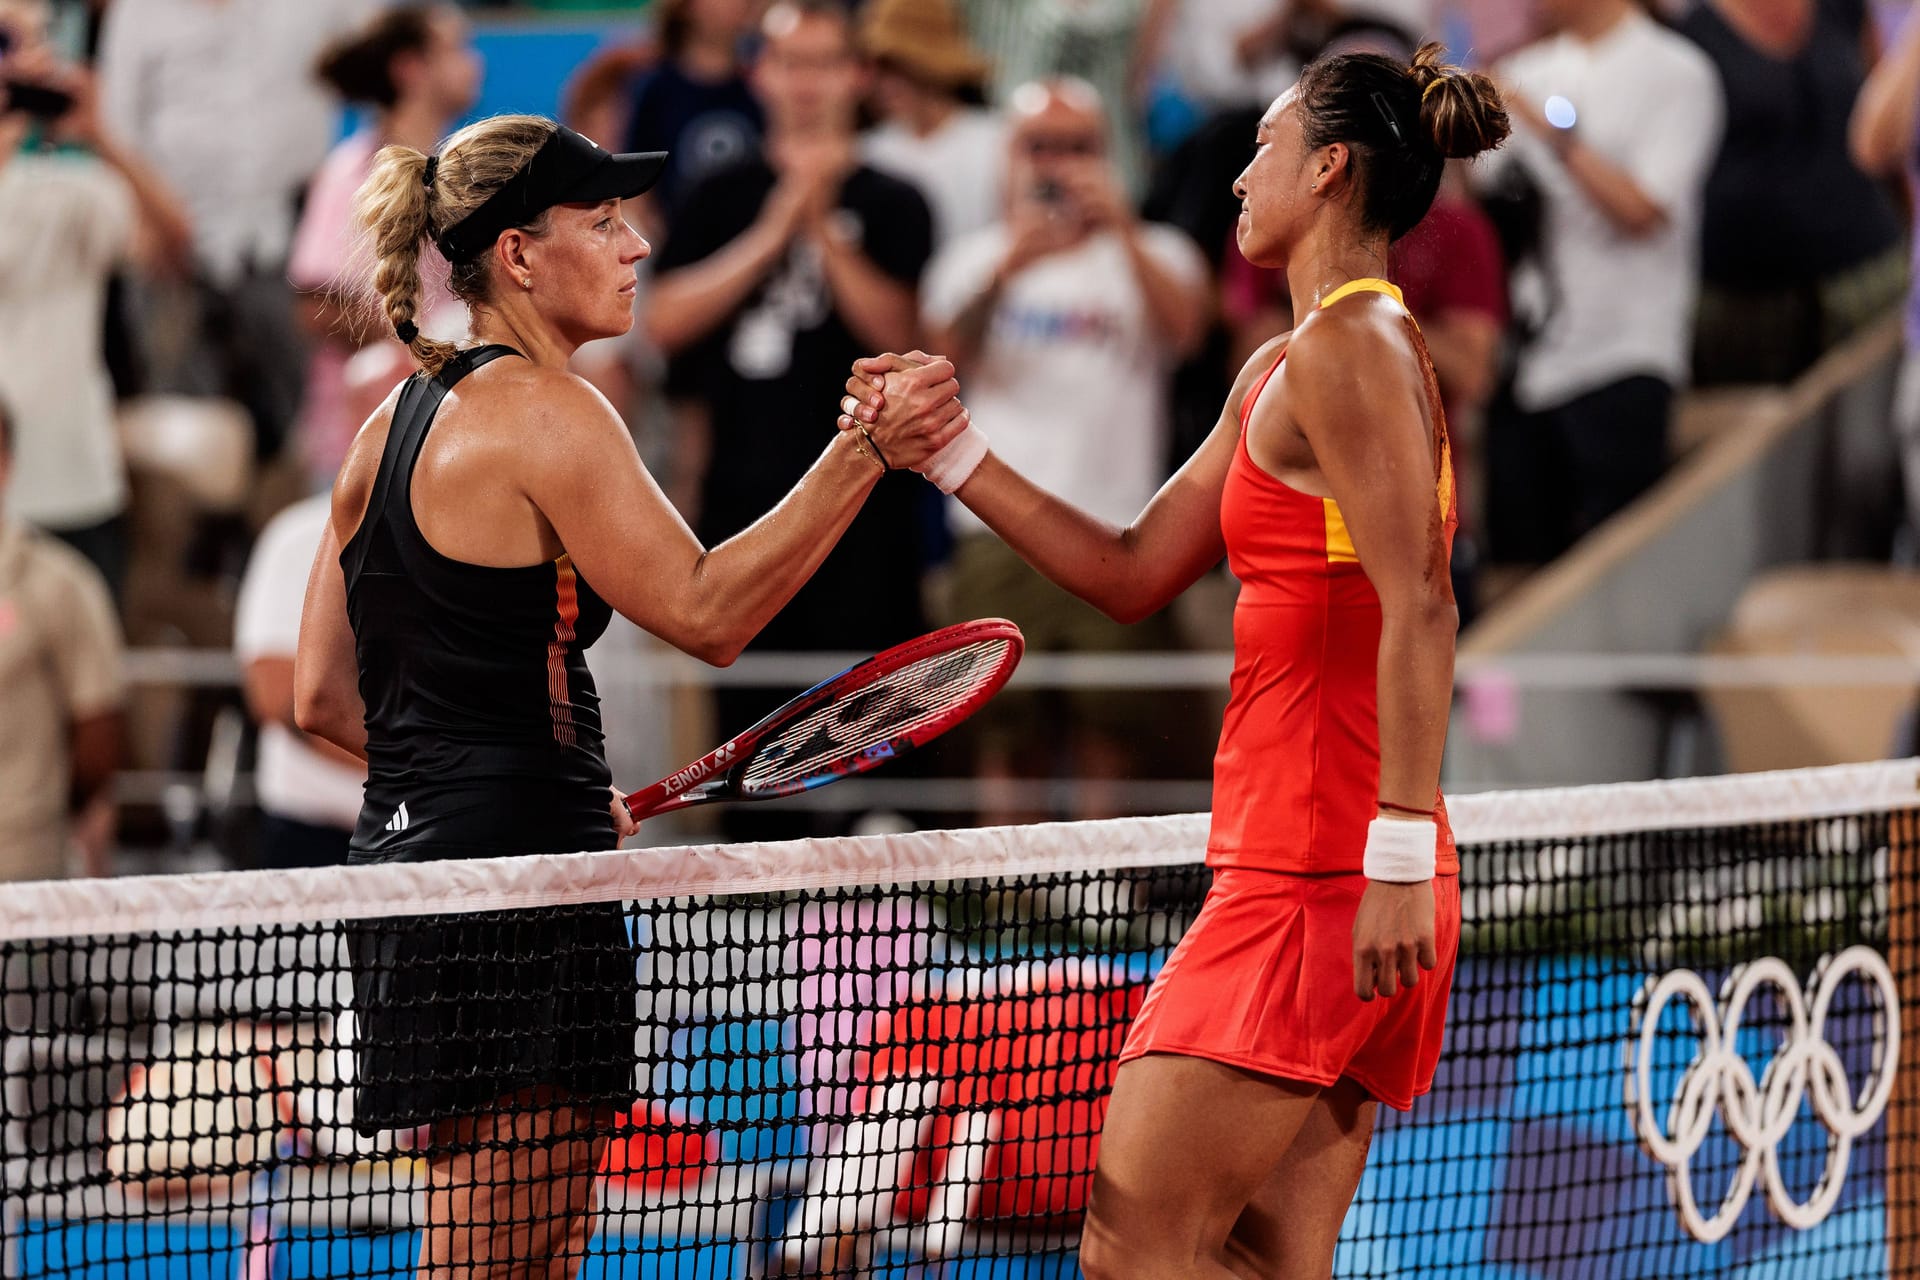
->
xmin=1450 ymin=311 xmax=1906 ymax=790
xmin=119 ymin=646 xmax=1920 ymax=822
xmin=124 ymin=645 xmax=1920 ymax=693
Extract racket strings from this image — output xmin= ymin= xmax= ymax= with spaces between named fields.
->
xmin=740 ymin=640 xmax=1013 ymax=792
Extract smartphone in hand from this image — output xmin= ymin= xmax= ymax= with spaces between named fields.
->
xmin=0 ymin=23 xmax=78 ymax=122
xmin=3 ymin=78 xmax=75 ymax=120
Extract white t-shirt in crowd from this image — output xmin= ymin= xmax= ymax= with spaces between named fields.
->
xmin=862 ymin=108 xmax=1009 ymax=249
xmin=98 ymin=0 xmax=378 ymax=282
xmin=1489 ymin=10 xmax=1723 ymax=411
xmin=0 ymin=152 xmax=133 ymax=530
xmin=923 ymin=224 xmax=1209 ymax=534
xmin=234 ymin=495 xmax=366 ymax=831
xmin=1162 ymin=0 xmax=1298 ymax=109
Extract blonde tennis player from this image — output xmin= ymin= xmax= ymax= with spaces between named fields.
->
xmin=294 ymin=114 xmax=963 ymax=1279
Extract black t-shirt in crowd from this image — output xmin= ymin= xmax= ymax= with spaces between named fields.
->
xmin=622 ymin=60 xmax=765 ymax=224
xmin=656 ymin=157 xmax=935 ymax=653
xmin=1680 ymin=0 xmax=1902 ymax=286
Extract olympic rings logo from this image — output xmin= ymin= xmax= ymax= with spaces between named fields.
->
xmin=1627 ymin=945 xmax=1899 ymax=1244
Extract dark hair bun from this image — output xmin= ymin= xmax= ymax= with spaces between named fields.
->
xmin=316 ymin=6 xmax=436 ymax=109
xmin=1409 ymin=43 xmax=1510 ymax=160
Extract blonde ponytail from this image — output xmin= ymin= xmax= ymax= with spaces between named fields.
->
xmin=354 ymin=144 xmax=461 ymax=375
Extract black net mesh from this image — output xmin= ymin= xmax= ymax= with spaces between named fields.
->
xmin=2 ymin=782 xmax=1917 ymax=1278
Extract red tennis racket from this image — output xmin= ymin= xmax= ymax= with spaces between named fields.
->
xmin=624 ymin=619 xmax=1025 ymax=820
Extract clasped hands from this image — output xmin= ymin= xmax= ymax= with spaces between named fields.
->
xmin=837 ymin=351 xmax=973 ymax=477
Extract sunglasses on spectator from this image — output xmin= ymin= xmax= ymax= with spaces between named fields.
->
xmin=1020 ymin=134 xmax=1104 ymax=158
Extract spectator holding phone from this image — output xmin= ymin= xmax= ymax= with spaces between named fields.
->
xmin=920 ymin=78 xmax=1209 ymax=821
xmin=0 ymin=0 xmax=192 ymax=598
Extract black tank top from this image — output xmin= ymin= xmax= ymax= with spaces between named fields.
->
xmin=342 ymin=345 xmax=616 ymax=860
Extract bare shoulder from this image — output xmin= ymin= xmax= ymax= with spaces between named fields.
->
xmin=469 ymin=360 xmax=626 ymax=446
xmin=455 ymin=361 xmax=640 ymax=514
xmin=1283 ymin=302 xmax=1419 ymax=420
xmin=330 ymin=380 xmax=408 ymax=543
xmin=1228 ymin=331 xmax=1293 ymax=426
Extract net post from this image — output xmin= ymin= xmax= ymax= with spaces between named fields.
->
xmin=1892 ymin=806 xmax=1920 ymax=1279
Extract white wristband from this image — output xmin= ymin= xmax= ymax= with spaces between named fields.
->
xmin=916 ymin=424 xmax=989 ymax=494
xmin=1364 ymin=817 xmax=1437 ymax=883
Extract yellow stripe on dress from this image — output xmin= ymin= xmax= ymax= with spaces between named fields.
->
xmin=1322 ymin=459 xmax=1455 ymax=567
xmin=1323 ymin=498 xmax=1359 ymax=564
xmin=1318 ymin=277 xmax=1407 ymax=311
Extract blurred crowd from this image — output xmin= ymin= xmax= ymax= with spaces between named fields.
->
xmin=3 ymin=0 xmax=1919 ymax=874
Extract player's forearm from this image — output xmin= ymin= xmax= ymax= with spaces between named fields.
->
xmin=298 ymin=709 xmax=370 ymax=763
xmin=953 ymin=453 xmax=1165 ymax=623
xmin=292 ymin=675 xmax=370 ymax=762
xmin=248 ymin=656 xmax=367 ymax=766
xmin=1372 ymin=601 xmax=1457 ymax=815
xmin=677 ymin=434 xmax=881 ymax=665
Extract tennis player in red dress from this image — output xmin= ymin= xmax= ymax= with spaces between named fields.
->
xmin=843 ymin=46 xmax=1509 ymax=1278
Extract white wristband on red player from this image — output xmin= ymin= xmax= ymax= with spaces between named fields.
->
xmin=915 ymin=425 xmax=989 ymax=494
xmin=1364 ymin=817 xmax=1437 ymax=882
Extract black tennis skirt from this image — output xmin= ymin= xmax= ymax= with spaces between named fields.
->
xmin=344 ymin=826 xmax=639 ymax=1138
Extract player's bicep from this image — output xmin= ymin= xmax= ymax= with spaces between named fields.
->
xmin=1291 ymin=329 xmax=1449 ymax=607
xmin=1128 ymin=394 xmax=1238 ymax=570
xmin=519 ymin=384 xmax=709 ymax=635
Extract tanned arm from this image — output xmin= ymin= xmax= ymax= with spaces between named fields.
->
xmin=248 ymin=656 xmax=368 ymax=768
xmin=1281 ymin=308 xmax=1456 ymax=1003
xmin=294 ymin=478 xmax=374 ymax=761
xmin=521 ymin=363 xmax=967 ymax=666
xmin=842 ymin=339 xmax=1288 ymax=621
xmin=1283 ymin=314 xmax=1456 ymax=815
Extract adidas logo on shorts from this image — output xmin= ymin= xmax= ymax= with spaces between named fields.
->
xmin=384 ymin=802 xmax=411 ymax=833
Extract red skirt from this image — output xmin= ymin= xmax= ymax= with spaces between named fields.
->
xmin=1118 ymin=868 xmax=1461 ymax=1111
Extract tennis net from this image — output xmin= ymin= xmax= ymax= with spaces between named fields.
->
xmin=3 ymin=761 xmax=1917 ymax=1278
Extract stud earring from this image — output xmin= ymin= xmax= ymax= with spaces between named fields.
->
xmin=521 ymin=277 xmax=533 ymax=290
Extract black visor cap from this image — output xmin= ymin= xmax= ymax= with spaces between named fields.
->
xmin=434 ymin=125 xmax=667 ymax=265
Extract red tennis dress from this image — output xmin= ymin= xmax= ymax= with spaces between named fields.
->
xmin=1118 ymin=279 xmax=1461 ymax=1111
